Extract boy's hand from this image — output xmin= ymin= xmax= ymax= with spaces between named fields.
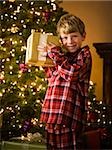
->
xmin=38 ymin=43 xmax=47 ymax=52
xmin=46 ymin=42 xmax=57 ymax=53
xmin=38 ymin=42 xmax=56 ymax=51
xmin=37 ymin=43 xmax=47 ymax=57
xmin=38 ymin=42 xmax=57 ymax=55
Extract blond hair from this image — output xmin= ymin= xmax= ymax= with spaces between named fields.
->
xmin=57 ymin=14 xmax=85 ymax=36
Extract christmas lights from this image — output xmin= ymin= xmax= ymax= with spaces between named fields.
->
xmin=0 ymin=0 xmax=67 ymax=143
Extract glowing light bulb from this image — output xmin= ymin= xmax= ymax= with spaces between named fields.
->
xmin=6 ymin=58 xmax=10 ymax=61
xmin=21 ymin=135 xmax=25 ymax=140
xmin=32 ymin=92 xmax=36 ymax=95
xmin=103 ymin=121 xmax=106 ymax=124
xmin=99 ymin=101 xmax=102 ymax=104
xmin=21 ymin=87 xmax=25 ymax=91
xmin=102 ymin=115 xmax=105 ymax=117
xmin=0 ymin=108 xmax=4 ymax=114
xmin=39 ymin=6 xmax=42 ymax=9
xmin=97 ymin=119 xmax=100 ymax=122
xmin=9 ymin=66 xmax=13 ymax=70
xmin=103 ymin=107 xmax=106 ymax=110
xmin=2 ymin=89 xmax=5 ymax=93
xmin=109 ymin=121 xmax=112 ymax=124
xmin=24 ymin=101 xmax=27 ymax=104
xmin=89 ymin=80 xmax=94 ymax=85
xmin=21 ymin=20 xmax=24 ymax=23
xmin=31 ymin=2 xmax=34 ymax=5
xmin=0 ymin=93 xmax=3 ymax=97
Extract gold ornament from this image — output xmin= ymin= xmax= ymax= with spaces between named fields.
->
xmin=11 ymin=26 xmax=19 ymax=33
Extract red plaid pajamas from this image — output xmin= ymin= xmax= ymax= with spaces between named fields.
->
xmin=45 ymin=124 xmax=76 ymax=150
xmin=40 ymin=45 xmax=92 ymax=149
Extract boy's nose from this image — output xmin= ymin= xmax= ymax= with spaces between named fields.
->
xmin=67 ymin=36 xmax=73 ymax=43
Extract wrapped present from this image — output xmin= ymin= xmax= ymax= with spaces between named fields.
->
xmin=25 ymin=30 xmax=60 ymax=67
xmin=82 ymin=129 xmax=101 ymax=149
xmin=1 ymin=141 xmax=46 ymax=150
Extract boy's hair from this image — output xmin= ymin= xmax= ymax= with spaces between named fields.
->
xmin=57 ymin=14 xmax=85 ymax=36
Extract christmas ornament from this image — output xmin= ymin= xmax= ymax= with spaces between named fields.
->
xmin=0 ymin=73 xmax=4 ymax=84
xmin=22 ymin=119 xmax=32 ymax=133
xmin=42 ymin=10 xmax=51 ymax=22
xmin=11 ymin=26 xmax=19 ymax=33
xmin=87 ymin=111 xmax=98 ymax=123
xmin=19 ymin=63 xmax=28 ymax=73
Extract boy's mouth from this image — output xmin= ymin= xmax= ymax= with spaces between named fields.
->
xmin=67 ymin=45 xmax=77 ymax=49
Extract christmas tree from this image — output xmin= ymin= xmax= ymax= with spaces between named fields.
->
xmin=87 ymin=81 xmax=112 ymax=129
xmin=0 ymin=0 xmax=67 ymax=142
xmin=87 ymin=81 xmax=112 ymax=148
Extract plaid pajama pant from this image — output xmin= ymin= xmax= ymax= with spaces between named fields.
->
xmin=45 ymin=124 xmax=79 ymax=150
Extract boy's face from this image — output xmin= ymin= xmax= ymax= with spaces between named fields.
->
xmin=60 ymin=31 xmax=86 ymax=53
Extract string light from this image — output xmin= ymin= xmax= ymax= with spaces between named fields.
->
xmin=97 ymin=119 xmax=100 ymax=122
xmin=102 ymin=114 xmax=105 ymax=118
xmin=30 ymin=2 xmax=34 ymax=5
xmin=19 ymin=32 xmax=22 ymax=36
xmin=3 ymin=1 xmax=5 ymax=4
xmin=109 ymin=121 xmax=112 ymax=124
xmin=0 ymin=108 xmax=4 ymax=115
xmin=99 ymin=101 xmax=102 ymax=104
xmin=6 ymin=58 xmax=10 ymax=62
xmin=2 ymin=29 xmax=5 ymax=32
xmin=9 ymin=65 xmax=13 ymax=70
xmin=16 ymin=6 xmax=21 ymax=13
xmin=21 ymin=135 xmax=25 ymax=140
xmin=103 ymin=106 xmax=106 ymax=110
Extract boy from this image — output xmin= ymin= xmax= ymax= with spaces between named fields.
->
xmin=40 ymin=13 xmax=92 ymax=149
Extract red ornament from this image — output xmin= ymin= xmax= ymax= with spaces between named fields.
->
xmin=98 ymin=128 xmax=108 ymax=140
xmin=42 ymin=11 xmax=51 ymax=22
xmin=19 ymin=63 xmax=28 ymax=73
xmin=0 ymin=73 xmax=4 ymax=84
xmin=87 ymin=111 xmax=98 ymax=123
xmin=22 ymin=119 xmax=32 ymax=134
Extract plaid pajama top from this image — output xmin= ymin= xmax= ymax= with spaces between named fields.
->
xmin=40 ymin=45 xmax=92 ymax=129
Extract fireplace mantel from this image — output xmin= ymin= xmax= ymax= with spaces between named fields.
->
xmin=93 ymin=43 xmax=112 ymax=105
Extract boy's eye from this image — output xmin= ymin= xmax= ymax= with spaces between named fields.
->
xmin=60 ymin=37 xmax=67 ymax=41
xmin=71 ymin=34 xmax=78 ymax=38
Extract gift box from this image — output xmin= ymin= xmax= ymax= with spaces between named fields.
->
xmin=82 ymin=129 xmax=101 ymax=149
xmin=1 ymin=141 xmax=46 ymax=150
xmin=25 ymin=30 xmax=60 ymax=67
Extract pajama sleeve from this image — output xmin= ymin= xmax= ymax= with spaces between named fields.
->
xmin=48 ymin=46 xmax=92 ymax=82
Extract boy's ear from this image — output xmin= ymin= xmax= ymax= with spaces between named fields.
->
xmin=59 ymin=38 xmax=63 ymax=45
xmin=83 ymin=32 xmax=86 ymax=38
xmin=82 ymin=32 xmax=86 ymax=41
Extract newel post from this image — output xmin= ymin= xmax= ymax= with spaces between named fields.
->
xmin=93 ymin=43 xmax=112 ymax=105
